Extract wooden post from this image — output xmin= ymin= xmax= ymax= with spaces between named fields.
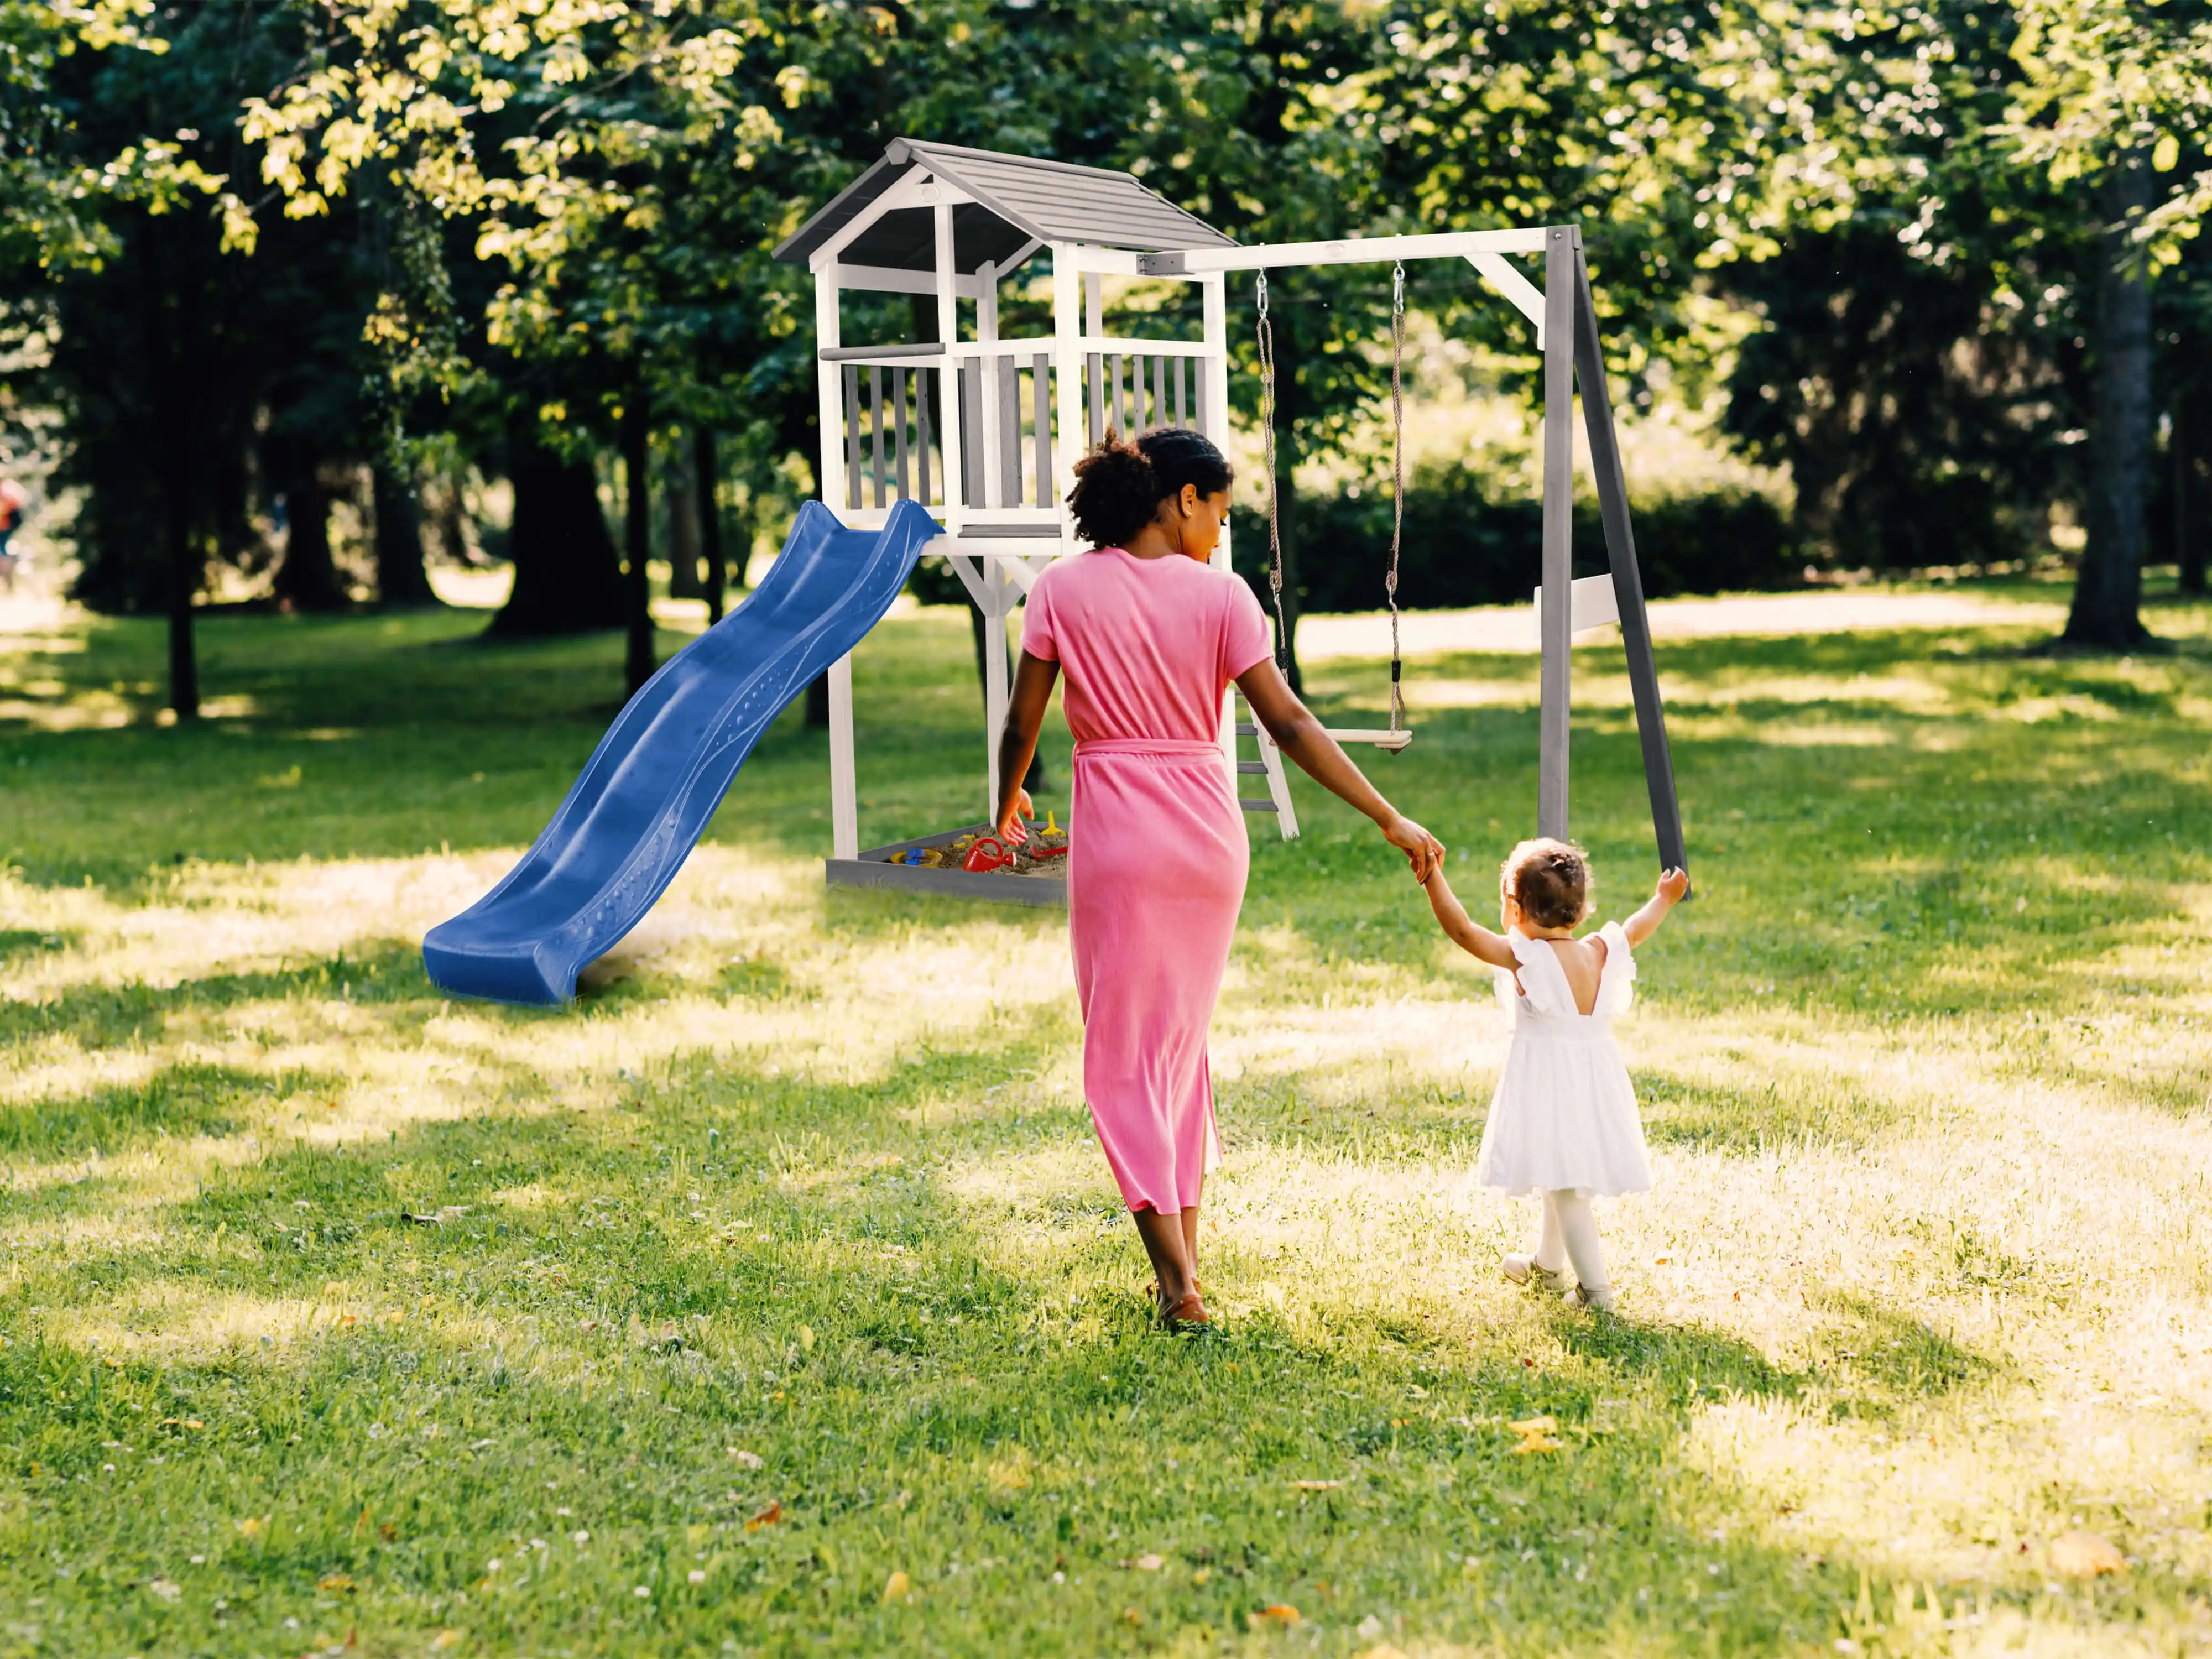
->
xmin=829 ymin=653 xmax=858 ymax=860
xmin=1571 ymin=237 xmax=1688 ymax=885
xmin=1538 ymin=227 xmax=1575 ymax=841
xmin=814 ymin=272 xmax=844 ymax=513
xmin=1052 ymin=244 xmax=1083 ymax=549
xmin=934 ymin=199 xmax=964 ymax=531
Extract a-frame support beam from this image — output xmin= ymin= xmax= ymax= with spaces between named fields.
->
xmin=1536 ymin=226 xmax=1690 ymax=887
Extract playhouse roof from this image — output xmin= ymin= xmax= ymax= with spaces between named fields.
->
xmin=773 ymin=139 xmax=1235 ymax=274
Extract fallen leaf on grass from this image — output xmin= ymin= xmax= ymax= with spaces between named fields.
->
xmin=2049 ymin=1531 xmax=2126 ymax=1577
xmin=1120 ymin=1553 xmax=1164 ymax=1572
xmin=1121 ymin=1608 xmax=1141 ymax=1625
xmin=430 ymin=1632 xmax=462 ymax=1651
xmin=1289 ymin=1480 xmax=1342 ymax=1491
xmin=1248 ymin=1604 xmax=1301 ymax=1628
xmin=746 ymin=1501 xmax=782 ymax=1531
xmin=319 ymin=1574 xmax=356 ymax=1593
xmin=882 ymin=1570 xmax=911 ymax=1604
xmin=1507 ymin=1416 xmax=1557 ymax=1436
xmin=236 ymin=1517 xmax=265 ymax=1540
xmin=1512 ymin=1436 xmax=1563 ymax=1454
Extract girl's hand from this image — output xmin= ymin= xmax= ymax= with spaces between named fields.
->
xmin=997 ymin=789 xmax=1035 ymax=846
xmin=1381 ymin=813 xmax=1444 ymax=883
xmin=1655 ymin=867 xmax=1690 ymax=906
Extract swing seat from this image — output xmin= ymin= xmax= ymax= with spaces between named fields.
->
xmin=1321 ymin=727 xmax=1414 ymax=753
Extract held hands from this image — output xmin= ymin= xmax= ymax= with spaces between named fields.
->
xmin=996 ymin=788 xmax=1035 ymax=847
xmin=1381 ymin=813 xmax=1446 ymax=883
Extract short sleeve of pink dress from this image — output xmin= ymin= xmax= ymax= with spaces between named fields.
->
xmin=1020 ymin=550 xmax=1271 ymax=1213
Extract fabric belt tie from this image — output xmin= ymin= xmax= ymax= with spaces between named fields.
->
xmin=1073 ymin=739 xmax=1222 ymax=759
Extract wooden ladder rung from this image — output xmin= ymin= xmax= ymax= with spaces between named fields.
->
xmin=1234 ymin=722 xmax=1260 ymax=738
xmin=1235 ymin=760 xmax=1268 ymax=774
xmin=1239 ymin=797 xmax=1280 ymax=812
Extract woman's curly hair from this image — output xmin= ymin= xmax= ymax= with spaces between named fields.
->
xmin=1501 ymin=837 xmax=1592 ymax=931
xmin=1066 ymin=426 xmax=1234 ymax=549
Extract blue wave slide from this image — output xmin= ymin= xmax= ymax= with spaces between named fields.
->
xmin=423 ymin=498 xmax=940 ymax=1005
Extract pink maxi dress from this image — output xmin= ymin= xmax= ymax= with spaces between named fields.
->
xmin=1020 ymin=548 xmax=1275 ymax=1214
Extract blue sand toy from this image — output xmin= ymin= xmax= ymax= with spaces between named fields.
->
xmin=423 ymin=498 xmax=940 ymax=1004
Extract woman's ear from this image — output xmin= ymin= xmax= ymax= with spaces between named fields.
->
xmin=1180 ymin=482 xmax=1199 ymax=517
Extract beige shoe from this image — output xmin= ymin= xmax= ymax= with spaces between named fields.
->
xmin=1564 ymin=1282 xmax=1617 ymax=1313
xmin=1502 ymin=1253 xmax=1572 ymax=1292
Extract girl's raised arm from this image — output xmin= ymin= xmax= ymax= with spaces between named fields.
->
xmin=1422 ymin=866 xmax=1517 ymax=968
xmin=1623 ymin=868 xmax=1691 ymax=947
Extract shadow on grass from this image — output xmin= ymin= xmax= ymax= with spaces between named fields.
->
xmin=0 ymin=938 xmax=431 ymax=1051
xmin=0 ymin=1059 xmax=340 ymax=1161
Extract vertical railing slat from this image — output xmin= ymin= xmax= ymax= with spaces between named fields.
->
xmin=1152 ymin=355 xmax=1166 ymax=432
xmin=1193 ymin=358 xmax=1208 ymax=439
xmin=842 ymin=364 xmax=862 ymax=510
xmin=894 ymin=367 xmax=912 ymax=500
xmin=961 ymin=361 xmax=984 ymax=510
xmin=1172 ymin=356 xmax=1187 ymax=427
xmin=1033 ymin=352 xmax=1051 ymax=505
xmin=1086 ymin=353 xmax=1104 ymax=446
xmin=917 ymin=366 xmax=933 ymax=504
xmin=999 ymin=354 xmax=1021 ymax=508
xmin=869 ymin=366 xmax=886 ymax=509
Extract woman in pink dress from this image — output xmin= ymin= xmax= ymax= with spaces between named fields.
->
xmin=994 ymin=429 xmax=1444 ymax=1329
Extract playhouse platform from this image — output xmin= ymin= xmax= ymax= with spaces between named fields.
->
xmin=825 ymin=823 xmax=1068 ymax=909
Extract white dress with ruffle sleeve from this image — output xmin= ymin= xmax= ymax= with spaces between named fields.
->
xmin=1473 ymin=922 xmax=1653 ymax=1197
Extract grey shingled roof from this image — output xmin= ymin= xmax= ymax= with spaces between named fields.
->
xmin=773 ymin=139 xmax=1234 ymax=273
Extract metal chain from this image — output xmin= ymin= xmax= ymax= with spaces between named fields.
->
xmin=1387 ymin=260 xmax=1406 ymax=733
xmin=1256 ymin=270 xmax=1290 ymax=673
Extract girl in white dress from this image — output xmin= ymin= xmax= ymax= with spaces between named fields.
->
xmin=1421 ymin=838 xmax=1688 ymax=1311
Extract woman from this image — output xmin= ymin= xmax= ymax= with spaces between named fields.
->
xmin=994 ymin=427 xmax=1444 ymax=1329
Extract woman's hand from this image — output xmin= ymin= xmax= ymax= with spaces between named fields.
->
xmin=1381 ymin=813 xmax=1444 ymax=883
xmin=997 ymin=788 xmax=1035 ymax=846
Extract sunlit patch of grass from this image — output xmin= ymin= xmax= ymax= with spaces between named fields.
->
xmin=1 ymin=586 xmax=2210 ymax=1655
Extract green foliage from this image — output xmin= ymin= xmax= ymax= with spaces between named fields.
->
xmin=1236 ymin=471 xmax=1798 ymax=614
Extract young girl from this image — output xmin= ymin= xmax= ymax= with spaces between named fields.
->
xmin=1421 ymin=839 xmax=1688 ymax=1311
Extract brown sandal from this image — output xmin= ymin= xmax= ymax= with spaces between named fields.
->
xmin=1159 ymin=1289 xmax=1212 ymax=1331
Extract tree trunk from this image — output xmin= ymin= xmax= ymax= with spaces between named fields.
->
xmin=489 ymin=424 xmax=624 ymax=636
xmin=623 ymin=392 xmax=656 ymax=696
xmin=666 ymin=433 xmax=704 ymax=599
xmin=373 ymin=465 xmax=441 ymax=607
xmin=696 ymin=425 xmax=725 ymax=624
xmin=1269 ymin=321 xmax=1307 ymax=693
xmin=2179 ymin=392 xmax=2209 ymax=597
xmin=273 ymin=469 xmax=347 ymax=611
xmin=2064 ymin=157 xmax=2156 ymax=649
xmin=165 ymin=454 xmax=199 ymax=720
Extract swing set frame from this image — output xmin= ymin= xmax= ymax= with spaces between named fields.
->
xmin=774 ymin=140 xmax=1687 ymax=899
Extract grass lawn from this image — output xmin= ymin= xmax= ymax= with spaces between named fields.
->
xmin=2 ymin=578 xmax=2210 ymax=1658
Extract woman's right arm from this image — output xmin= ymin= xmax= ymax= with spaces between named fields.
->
xmin=1234 ymin=657 xmax=1443 ymax=881
xmin=994 ymin=649 xmax=1061 ymax=843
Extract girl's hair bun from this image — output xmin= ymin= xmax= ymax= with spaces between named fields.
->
xmin=1501 ymin=837 xmax=1592 ymax=930
xmin=1066 ymin=426 xmax=1234 ymax=549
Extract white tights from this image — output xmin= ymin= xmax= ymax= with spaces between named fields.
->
xmin=1532 ymin=1189 xmax=1610 ymax=1296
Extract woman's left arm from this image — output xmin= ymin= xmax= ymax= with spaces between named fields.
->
xmin=994 ymin=649 xmax=1061 ymax=843
xmin=1235 ymin=657 xmax=1443 ymax=881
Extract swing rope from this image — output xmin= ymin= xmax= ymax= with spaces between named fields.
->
xmin=1386 ymin=259 xmax=1406 ymax=735
xmin=1254 ymin=263 xmax=1408 ymax=734
xmin=1256 ymin=270 xmax=1290 ymax=675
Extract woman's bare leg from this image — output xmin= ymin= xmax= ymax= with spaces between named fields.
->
xmin=1133 ymin=1207 xmax=1195 ymax=1318
xmin=1179 ymin=1177 xmax=1202 ymax=1280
